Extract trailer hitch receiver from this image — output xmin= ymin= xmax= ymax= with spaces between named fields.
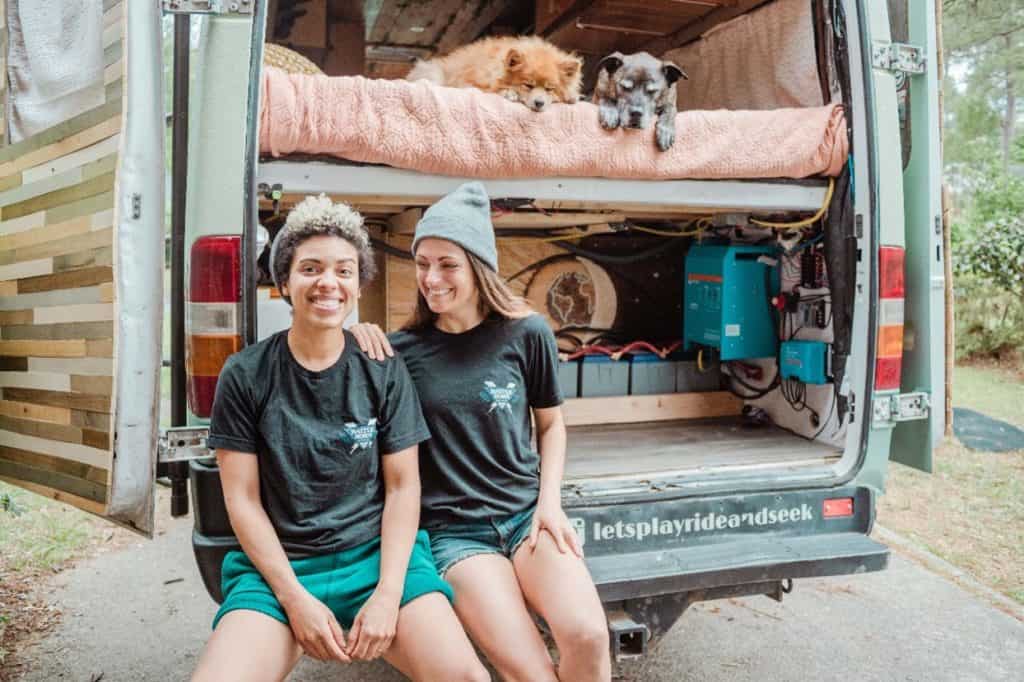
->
xmin=607 ymin=610 xmax=649 ymax=661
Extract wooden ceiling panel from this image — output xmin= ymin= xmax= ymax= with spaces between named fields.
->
xmin=356 ymin=0 xmax=757 ymax=77
xmin=544 ymin=0 xmax=728 ymax=56
xmin=436 ymin=0 xmax=510 ymax=53
xmin=366 ymin=0 xmax=466 ymax=46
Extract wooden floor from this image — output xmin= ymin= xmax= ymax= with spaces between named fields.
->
xmin=564 ymin=418 xmax=841 ymax=480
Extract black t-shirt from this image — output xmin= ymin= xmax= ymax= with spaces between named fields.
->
xmin=390 ymin=314 xmax=563 ymax=528
xmin=207 ymin=330 xmax=430 ymax=557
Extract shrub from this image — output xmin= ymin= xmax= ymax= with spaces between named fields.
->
xmin=954 ymin=215 xmax=1024 ymax=297
xmin=954 ymin=276 xmax=1024 ymax=361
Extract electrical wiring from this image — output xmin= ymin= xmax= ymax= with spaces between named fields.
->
xmin=626 ymin=218 xmax=709 ymax=238
xmin=549 ymin=237 xmax=683 ymax=265
xmin=562 ymin=339 xmax=683 ymax=362
xmin=564 ymin=344 xmax=620 ymax=361
xmin=505 ymin=255 xmax=572 ymax=283
xmin=780 ymin=378 xmax=821 ymax=428
xmin=725 ymin=361 xmax=780 ymax=400
xmin=750 ymin=178 xmax=835 ymax=230
xmin=787 ymin=232 xmax=826 ymax=254
xmin=773 ymin=386 xmax=837 ymax=442
xmin=497 ymin=231 xmax=591 ymax=244
xmin=370 ymin=237 xmax=414 ymax=260
xmin=554 ymin=331 xmax=586 ymax=349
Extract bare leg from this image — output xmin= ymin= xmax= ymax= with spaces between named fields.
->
xmin=191 ymin=610 xmax=303 ymax=682
xmin=445 ymin=554 xmax=558 ymax=682
xmin=514 ymin=534 xmax=611 ymax=682
xmin=382 ymin=592 xmax=489 ymax=682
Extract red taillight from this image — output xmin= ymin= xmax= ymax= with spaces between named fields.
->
xmin=823 ymin=497 xmax=854 ymax=518
xmin=190 ymin=236 xmax=241 ymax=302
xmin=187 ymin=236 xmax=242 ymax=418
xmin=878 ymin=246 xmax=906 ymax=298
xmin=875 ymin=246 xmax=905 ymax=391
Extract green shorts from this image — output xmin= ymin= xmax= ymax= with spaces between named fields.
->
xmin=212 ymin=530 xmax=453 ymax=630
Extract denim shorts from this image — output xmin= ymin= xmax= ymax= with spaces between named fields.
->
xmin=428 ymin=505 xmax=536 ymax=577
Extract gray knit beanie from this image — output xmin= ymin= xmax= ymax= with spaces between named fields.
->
xmin=411 ymin=182 xmax=498 ymax=271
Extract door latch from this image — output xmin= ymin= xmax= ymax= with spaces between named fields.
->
xmin=872 ymin=42 xmax=926 ymax=75
xmin=162 ymin=0 xmax=253 ymax=15
xmin=872 ymin=392 xmax=930 ymax=428
xmin=158 ymin=427 xmax=212 ymax=463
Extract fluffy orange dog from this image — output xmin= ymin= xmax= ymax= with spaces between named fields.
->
xmin=406 ymin=36 xmax=583 ymax=111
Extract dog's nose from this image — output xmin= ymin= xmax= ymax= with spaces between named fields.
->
xmin=628 ymin=109 xmax=644 ymax=125
xmin=532 ymin=99 xmax=546 ymax=110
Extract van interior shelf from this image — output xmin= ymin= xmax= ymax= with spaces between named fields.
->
xmin=256 ymin=161 xmax=831 ymax=215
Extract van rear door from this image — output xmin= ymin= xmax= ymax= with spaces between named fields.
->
xmin=0 ymin=1 xmax=164 ymax=534
xmin=889 ymin=0 xmax=945 ymax=472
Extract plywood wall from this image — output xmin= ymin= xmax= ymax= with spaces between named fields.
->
xmin=0 ymin=0 xmax=123 ymax=514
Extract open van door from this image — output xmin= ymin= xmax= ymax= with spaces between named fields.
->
xmin=0 ymin=1 xmax=164 ymax=534
xmin=889 ymin=0 xmax=945 ymax=472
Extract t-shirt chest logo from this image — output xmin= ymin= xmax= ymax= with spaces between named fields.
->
xmin=479 ymin=381 xmax=518 ymax=414
xmin=340 ymin=418 xmax=378 ymax=453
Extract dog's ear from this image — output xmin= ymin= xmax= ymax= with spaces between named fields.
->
xmin=561 ymin=56 xmax=582 ymax=79
xmin=597 ymin=52 xmax=625 ymax=76
xmin=662 ymin=61 xmax=688 ymax=84
xmin=505 ymin=48 xmax=525 ymax=71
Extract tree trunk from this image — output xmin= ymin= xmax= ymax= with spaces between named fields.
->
xmin=1002 ymin=34 xmax=1016 ymax=174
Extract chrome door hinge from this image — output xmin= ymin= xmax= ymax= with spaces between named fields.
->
xmin=872 ymin=392 xmax=930 ymax=428
xmin=158 ymin=427 xmax=212 ymax=463
xmin=872 ymin=42 xmax=926 ymax=75
xmin=162 ymin=0 xmax=253 ymax=15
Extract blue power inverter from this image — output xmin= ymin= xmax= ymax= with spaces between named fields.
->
xmin=683 ymin=244 xmax=779 ymax=361
xmin=780 ymin=340 xmax=829 ymax=384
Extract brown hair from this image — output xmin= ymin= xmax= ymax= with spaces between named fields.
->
xmin=403 ymin=250 xmax=532 ymax=330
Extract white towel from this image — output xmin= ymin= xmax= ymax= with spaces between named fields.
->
xmin=6 ymin=0 xmax=105 ymax=143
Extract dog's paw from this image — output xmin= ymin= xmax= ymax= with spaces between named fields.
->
xmin=598 ymin=105 xmax=621 ymax=130
xmin=656 ymin=122 xmax=676 ymax=151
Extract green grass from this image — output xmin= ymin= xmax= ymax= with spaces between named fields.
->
xmin=879 ymin=361 xmax=1024 ymax=606
xmin=0 ymin=482 xmax=93 ymax=573
xmin=953 ymin=364 xmax=1024 ymax=428
xmin=0 ymin=482 xmax=100 ymax=666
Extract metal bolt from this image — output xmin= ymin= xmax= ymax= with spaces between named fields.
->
xmin=230 ymin=2 xmax=240 ymax=10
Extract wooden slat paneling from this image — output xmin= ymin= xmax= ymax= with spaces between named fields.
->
xmin=0 ymin=1 xmax=123 ymax=520
xmin=1 ymin=445 xmax=107 ymax=486
xmin=0 ymin=399 xmax=71 ymax=424
xmin=0 ymin=339 xmax=88 ymax=358
xmin=1 ymin=321 xmax=114 ymax=341
xmin=1 ymin=387 xmax=110 ymax=413
xmin=0 ymin=460 xmax=107 ymax=503
xmin=16 ymin=265 xmax=113 ymax=294
xmin=0 ymin=476 xmax=106 ymax=514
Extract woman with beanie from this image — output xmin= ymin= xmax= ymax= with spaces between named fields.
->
xmin=352 ymin=182 xmax=611 ymax=682
xmin=192 ymin=195 xmax=487 ymax=682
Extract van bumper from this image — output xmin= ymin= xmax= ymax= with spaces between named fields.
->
xmin=590 ymin=531 xmax=888 ymax=601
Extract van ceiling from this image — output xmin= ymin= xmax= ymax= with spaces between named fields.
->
xmin=270 ymin=0 xmax=772 ymax=78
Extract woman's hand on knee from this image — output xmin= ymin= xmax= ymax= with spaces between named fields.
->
xmin=283 ymin=591 xmax=351 ymax=663
xmin=349 ymin=323 xmax=393 ymax=361
xmin=528 ymin=498 xmax=584 ymax=558
xmin=346 ymin=589 xmax=400 ymax=661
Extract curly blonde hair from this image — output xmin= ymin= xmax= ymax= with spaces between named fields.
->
xmin=270 ymin=194 xmax=376 ymax=304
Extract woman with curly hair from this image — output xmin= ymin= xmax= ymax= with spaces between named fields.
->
xmin=192 ymin=195 xmax=486 ymax=682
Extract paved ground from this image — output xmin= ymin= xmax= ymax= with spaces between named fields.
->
xmin=12 ymin=502 xmax=1024 ymax=682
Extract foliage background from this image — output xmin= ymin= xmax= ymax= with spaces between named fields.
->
xmin=941 ymin=0 xmax=1024 ymax=361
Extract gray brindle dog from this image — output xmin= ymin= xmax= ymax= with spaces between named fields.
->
xmin=593 ymin=51 xmax=688 ymax=151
